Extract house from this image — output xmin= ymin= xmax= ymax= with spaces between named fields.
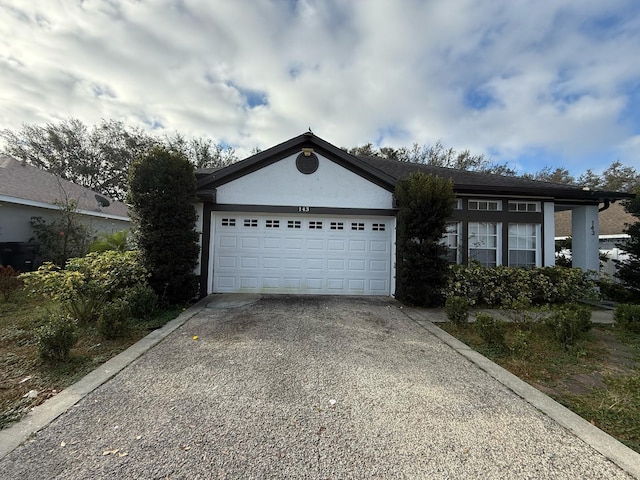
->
xmin=556 ymin=201 xmax=636 ymax=276
xmin=195 ymin=132 xmax=633 ymax=297
xmin=0 ymin=155 xmax=130 ymax=269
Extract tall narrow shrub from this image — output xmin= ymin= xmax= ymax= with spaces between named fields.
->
xmin=395 ymin=172 xmax=455 ymax=306
xmin=127 ymin=147 xmax=199 ymax=304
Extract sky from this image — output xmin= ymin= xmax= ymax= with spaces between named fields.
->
xmin=1 ymin=0 xmax=640 ymax=177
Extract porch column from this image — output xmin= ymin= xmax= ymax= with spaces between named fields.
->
xmin=571 ymin=205 xmax=600 ymax=272
xmin=543 ymin=202 xmax=556 ymax=266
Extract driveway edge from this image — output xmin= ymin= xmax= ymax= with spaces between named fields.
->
xmin=0 ymin=296 xmax=212 ymax=461
xmin=402 ymin=307 xmax=640 ymax=480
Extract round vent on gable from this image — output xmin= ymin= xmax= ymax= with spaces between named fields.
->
xmin=296 ymin=151 xmax=319 ymax=174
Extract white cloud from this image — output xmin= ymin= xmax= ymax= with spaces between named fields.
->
xmin=0 ymin=0 xmax=639 ymax=173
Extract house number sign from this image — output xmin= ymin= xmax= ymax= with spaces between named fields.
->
xmin=298 ymin=206 xmax=310 ymax=212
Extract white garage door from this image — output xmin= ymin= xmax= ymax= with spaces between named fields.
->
xmin=211 ymin=213 xmax=393 ymax=295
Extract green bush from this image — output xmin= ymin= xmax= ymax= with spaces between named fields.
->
xmin=544 ymin=306 xmax=592 ymax=349
xmin=0 ymin=265 xmax=22 ymax=301
xmin=475 ymin=313 xmax=506 ymax=350
xmin=128 ymin=147 xmax=200 ymax=304
xmin=394 ymin=172 xmax=455 ymax=306
xmin=36 ymin=312 xmax=78 ymax=362
xmin=97 ymin=299 xmax=132 ymax=340
xmin=123 ymin=284 xmax=158 ymax=319
xmin=614 ymin=304 xmax=640 ymax=333
xmin=20 ymin=251 xmax=151 ymax=324
xmin=448 ymin=265 xmax=598 ymax=307
xmin=445 ymin=296 xmax=470 ymax=326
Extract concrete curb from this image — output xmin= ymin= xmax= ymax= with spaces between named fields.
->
xmin=0 ymin=296 xmax=212 ymax=460
xmin=402 ymin=307 xmax=640 ymax=480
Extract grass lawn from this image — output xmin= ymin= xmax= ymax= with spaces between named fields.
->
xmin=440 ymin=316 xmax=640 ymax=453
xmin=0 ymin=289 xmax=181 ymax=429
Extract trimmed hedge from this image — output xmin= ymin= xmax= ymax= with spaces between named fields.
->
xmin=448 ymin=265 xmax=598 ymax=307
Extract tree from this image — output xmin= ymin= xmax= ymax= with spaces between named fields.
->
xmin=346 ymin=140 xmax=516 ymax=175
xmin=164 ymin=132 xmax=238 ymax=168
xmin=127 ymin=147 xmax=199 ymax=304
xmin=1 ymin=119 xmax=157 ymax=201
xmin=523 ymin=167 xmax=575 ymax=185
xmin=1 ymin=118 xmax=239 ymax=201
xmin=394 ymin=172 xmax=456 ymax=306
xmin=615 ymin=186 xmax=640 ymax=293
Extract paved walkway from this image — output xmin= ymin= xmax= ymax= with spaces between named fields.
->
xmin=0 ymin=296 xmax=637 ymax=479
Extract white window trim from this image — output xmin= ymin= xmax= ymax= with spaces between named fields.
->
xmin=468 ymin=199 xmax=502 ymax=211
xmin=468 ymin=222 xmax=502 ymax=266
xmin=508 ymin=223 xmax=542 ymax=267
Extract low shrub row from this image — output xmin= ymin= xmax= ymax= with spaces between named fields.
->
xmin=447 ymin=264 xmax=598 ymax=307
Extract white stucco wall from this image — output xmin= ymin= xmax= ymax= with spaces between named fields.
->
xmin=0 ymin=201 xmax=130 ymax=243
xmin=571 ymin=205 xmax=600 ymax=272
xmin=216 ymin=153 xmax=393 ymax=209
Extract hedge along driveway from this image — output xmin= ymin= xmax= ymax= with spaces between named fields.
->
xmin=0 ymin=296 xmax=636 ymax=479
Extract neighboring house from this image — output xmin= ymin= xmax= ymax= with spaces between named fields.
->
xmin=194 ymin=132 xmax=633 ymax=297
xmin=556 ymin=201 xmax=636 ymax=276
xmin=0 ymin=155 xmax=130 ymax=269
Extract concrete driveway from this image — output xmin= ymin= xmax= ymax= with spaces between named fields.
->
xmin=0 ymin=295 xmax=636 ymax=479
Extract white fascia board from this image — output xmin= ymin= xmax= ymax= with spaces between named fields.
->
xmin=0 ymin=195 xmax=130 ymax=222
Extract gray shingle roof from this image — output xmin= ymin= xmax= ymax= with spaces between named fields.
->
xmin=0 ymin=155 xmax=129 ymax=218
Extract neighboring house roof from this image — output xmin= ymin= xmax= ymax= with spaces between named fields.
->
xmin=196 ymin=132 xmax=633 ymax=205
xmin=0 ymin=155 xmax=129 ymax=219
xmin=555 ymin=201 xmax=636 ymax=237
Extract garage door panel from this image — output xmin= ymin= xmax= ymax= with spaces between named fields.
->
xmin=262 ymin=257 xmax=281 ymax=269
xmin=212 ymin=214 xmax=392 ymax=295
xmin=264 ymin=237 xmax=282 ymax=248
xmin=241 ymin=237 xmax=260 ymax=248
xmin=349 ymin=240 xmax=366 ymax=252
xmin=219 ymin=236 xmax=237 ymax=248
xmin=348 ymin=259 xmax=366 ymax=271
xmin=370 ymin=260 xmax=388 ymax=271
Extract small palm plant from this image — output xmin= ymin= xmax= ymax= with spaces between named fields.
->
xmin=89 ymin=230 xmax=129 ymax=253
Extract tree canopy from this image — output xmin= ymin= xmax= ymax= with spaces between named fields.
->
xmin=1 ymin=118 xmax=238 ymax=201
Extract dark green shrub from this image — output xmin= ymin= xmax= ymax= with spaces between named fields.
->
xmin=445 ymin=296 xmax=470 ymax=326
xmin=475 ymin=313 xmax=506 ymax=350
xmin=0 ymin=265 xmax=22 ymax=301
xmin=36 ymin=312 xmax=78 ymax=362
xmin=599 ymin=276 xmax=635 ymax=303
xmin=98 ymin=299 xmax=132 ymax=339
xmin=395 ymin=172 xmax=455 ymax=306
xmin=123 ymin=283 xmax=158 ymax=319
xmin=614 ymin=304 xmax=640 ymax=333
xmin=448 ymin=265 xmax=598 ymax=307
xmin=128 ymin=147 xmax=200 ymax=304
xmin=544 ymin=306 xmax=592 ymax=349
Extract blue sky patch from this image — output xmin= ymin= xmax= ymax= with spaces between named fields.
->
xmin=227 ymin=81 xmax=269 ymax=109
xmin=463 ymin=86 xmax=500 ymax=111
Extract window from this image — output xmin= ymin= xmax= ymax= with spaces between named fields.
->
xmin=508 ymin=201 xmax=540 ymax=212
xmin=265 ymin=219 xmax=280 ymax=228
xmin=468 ymin=199 xmax=501 ymax=211
xmin=351 ymin=222 xmax=365 ymax=231
xmin=508 ymin=223 xmax=539 ymax=267
xmin=243 ymin=219 xmax=258 ymax=228
xmin=468 ymin=222 xmax=500 ymax=266
xmin=372 ymin=223 xmax=386 ymax=231
xmin=442 ymin=222 xmax=461 ymax=264
xmin=287 ymin=220 xmax=301 ymax=229
xmin=221 ymin=218 xmax=236 ymax=227
xmin=330 ymin=222 xmax=344 ymax=230
xmin=454 ymin=199 xmax=462 ymax=210
xmin=309 ymin=221 xmax=323 ymax=230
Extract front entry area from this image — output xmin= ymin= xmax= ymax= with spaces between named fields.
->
xmin=209 ymin=213 xmax=394 ymax=295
